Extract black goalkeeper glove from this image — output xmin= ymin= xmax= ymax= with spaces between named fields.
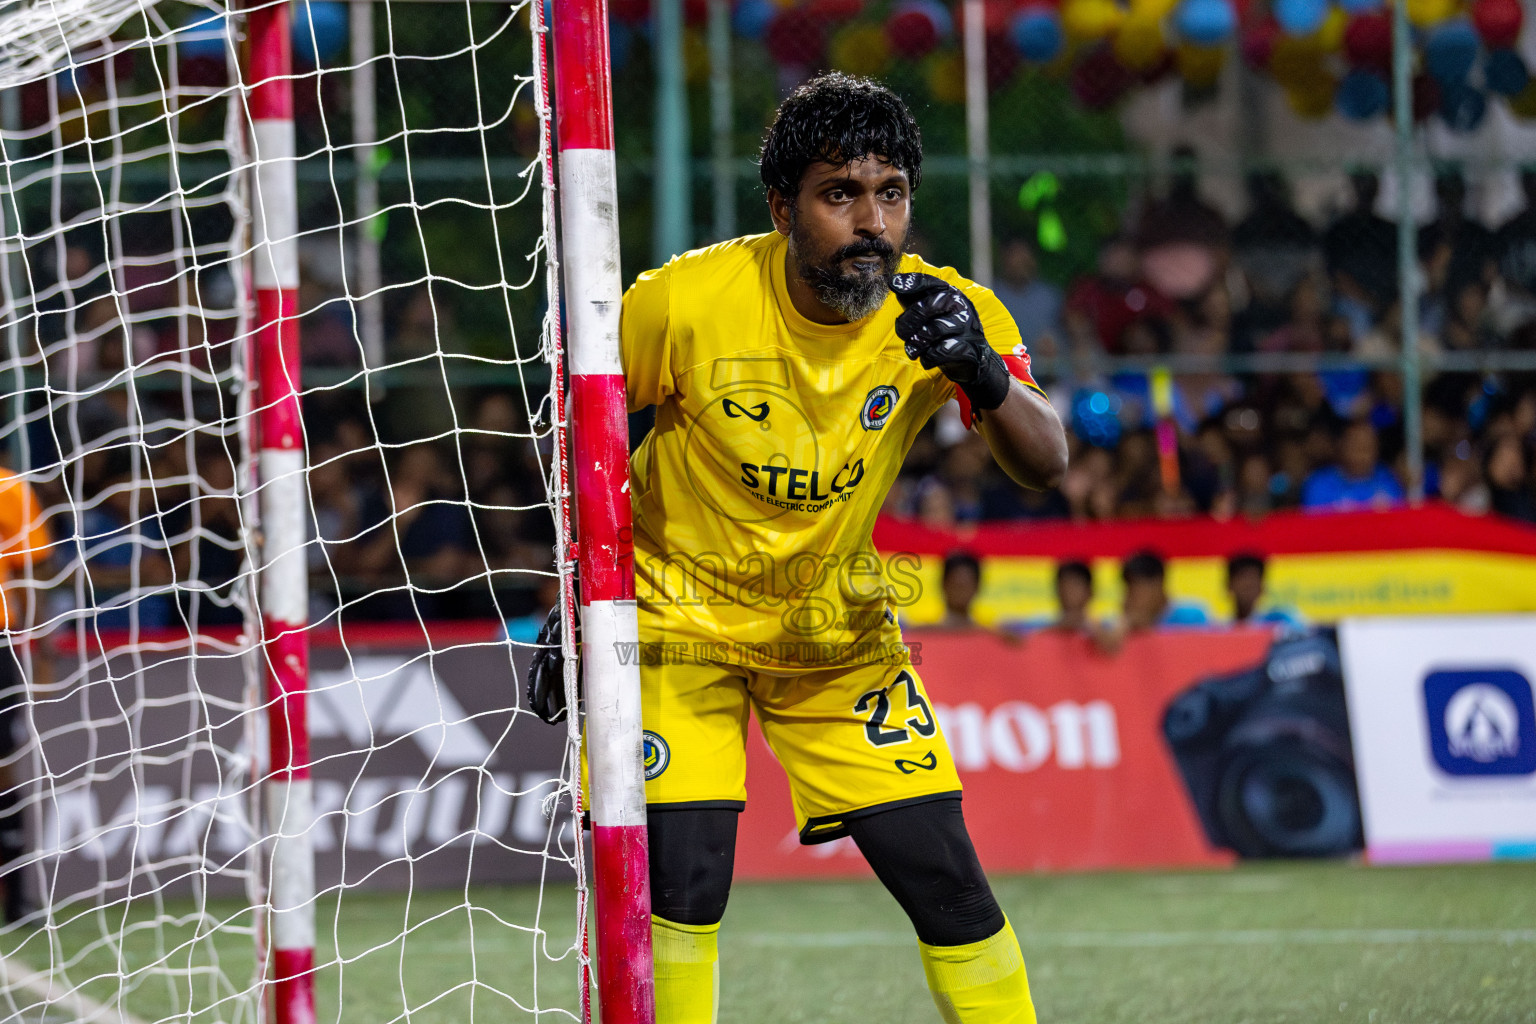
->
xmin=526 ymin=603 xmax=579 ymax=724
xmin=889 ymin=272 xmax=1012 ymax=412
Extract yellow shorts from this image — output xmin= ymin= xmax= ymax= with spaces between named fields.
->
xmin=639 ymin=653 xmax=962 ymax=844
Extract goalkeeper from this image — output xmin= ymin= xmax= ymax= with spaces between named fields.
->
xmin=534 ymin=73 xmax=1066 ymax=1023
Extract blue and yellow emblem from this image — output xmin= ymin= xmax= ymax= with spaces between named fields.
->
xmin=642 ymin=730 xmax=670 ymax=780
xmin=860 ymin=385 xmax=899 ymax=431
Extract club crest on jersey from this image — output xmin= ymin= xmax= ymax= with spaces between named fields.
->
xmin=642 ymin=730 xmax=670 ymax=780
xmin=860 ymin=386 xmax=899 ymax=431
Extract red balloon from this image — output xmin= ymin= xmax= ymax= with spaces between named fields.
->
xmin=808 ymin=0 xmax=866 ymax=23
xmin=684 ymin=0 xmax=708 ymax=27
xmin=767 ymin=8 xmax=827 ymax=66
xmin=957 ymin=0 xmax=1022 ymax=36
xmin=1344 ymin=11 xmax=1393 ymax=72
xmin=1241 ymin=17 xmax=1280 ymax=71
xmin=1472 ymin=0 xmax=1523 ymax=49
xmin=887 ymin=7 xmax=942 ymax=59
xmin=1071 ymin=44 xmax=1135 ymax=109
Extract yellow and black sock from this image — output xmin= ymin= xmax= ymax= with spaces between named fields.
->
xmin=651 ymin=915 xmax=719 ymax=1024
xmin=918 ymin=918 xmax=1036 ymax=1024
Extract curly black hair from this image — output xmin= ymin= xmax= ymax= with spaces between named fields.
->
xmin=759 ymin=72 xmax=923 ymax=201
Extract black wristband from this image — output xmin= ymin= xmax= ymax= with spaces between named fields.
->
xmin=959 ymin=348 xmax=1012 ymax=412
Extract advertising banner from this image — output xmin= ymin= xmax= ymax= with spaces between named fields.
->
xmin=1338 ymin=616 xmax=1536 ymax=863
xmin=733 ymin=629 xmax=1275 ymax=879
xmin=875 ymin=506 xmax=1536 ymax=627
xmin=32 ymin=633 xmax=572 ymax=904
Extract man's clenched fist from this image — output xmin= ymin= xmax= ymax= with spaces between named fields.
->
xmin=889 ymin=272 xmax=1012 ymax=412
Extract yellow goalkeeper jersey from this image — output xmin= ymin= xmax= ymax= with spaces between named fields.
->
xmin=621 ymin=231 xmax=1022 ymax=672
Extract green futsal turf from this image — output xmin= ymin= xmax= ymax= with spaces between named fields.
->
xmin=6 ymin=861 xmax=1533 ymax=1024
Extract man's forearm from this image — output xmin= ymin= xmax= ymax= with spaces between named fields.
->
xmin=975 ymin=381 xmax=1068 ymax=490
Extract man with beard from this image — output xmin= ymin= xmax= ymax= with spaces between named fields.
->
xmin=531 ymin=73 xmax=1066 ymax=1023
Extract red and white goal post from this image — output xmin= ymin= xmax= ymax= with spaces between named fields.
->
xmin=0 ymin=0 xmax=651 ymax=1021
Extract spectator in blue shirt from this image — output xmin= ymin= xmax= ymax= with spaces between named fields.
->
xmin=1096 ymin=549 xmax=1210 ymax=653
xmin=991 ymin=236 xmax=1064 ymax=360
xmin=1301 ymin=419 xmax=1405 ymax=511
xmin=1226 ymin=552 xmax=1306 ymax=634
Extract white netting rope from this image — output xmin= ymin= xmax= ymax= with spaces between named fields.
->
xmin=0 ymin=1 xmax=580 ymax=1021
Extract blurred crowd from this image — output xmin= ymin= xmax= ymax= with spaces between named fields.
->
xmin=890 ymin=157 xmax=1536 ymax=527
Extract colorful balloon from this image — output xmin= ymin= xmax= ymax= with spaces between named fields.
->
xmin=1176 ymin=0 xmax=1236 ymax=46
xmin=1113 ymin=14 xmax=1166 ymax=71
xmin=1425 ymin=19 xmax=1480 ymax=85
xmin=766 ymin=7 xmax=826 ymax=65
xmin=1338 ymin=0 xmax=1384 ymax=12
xmin=1063 ymin=0 xmax=1126 ymax=42
xmin=177 ymin=10 xmax=228 ymax=61
xmin=886 ymin=0 xmax=952 ymax=60
xmin=1343 ymin=11 xmax=1393 ymax=71
xmin=1241 ymin=17 xmax=1281 ymax=69
xmin=1176 ymin=42 xmax=1226 ymax=87
xmin=1485 ymin=49 xmax=1531 ymax=97
xmin=1274 ymin=0 xmax=1328 ymax=37
xmin=1472 ymin=0 xmax=1524 ymax=49
xmin=807 ymin=0 xmax=867 ymax=23
xmin=1337 ymin=68 xmax=1390 ymax=119
xmin=830 ymin=23 xmax=893 ymax=77
xmin=1509 ymin=78 xmax=1536 ymax=118
xmin=1013 ymin=6 xmax=1065 ymax=62
xmin=733 ymin=0 xmax=776 ymax=41
xmin=1406 ymin=0 xmax=1458 ymax=28
xmin=1286 ymin=77 xmax=1337 ymax=118
xmin=1070 ymin=43 xmax=1136 ymax=107
xmin=1317 ymin=6 xmax=1348 ymax=52
xmin=292 ymin=1 xmax=348 ymax=66
xmin=925 ymin=51 xmax=967 ymax=104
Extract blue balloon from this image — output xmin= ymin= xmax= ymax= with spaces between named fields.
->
xmin=1176 ymin=0 xmax=1237 ymax=46
xmin=177 ymin=11 xmax=228 ymax=61
xmin=1337 ymin=69 xmax=1390 ymax=119
xmin=1440 ymin=84 xmax=1488 ymax=132
xmin=733 ymin=0 xmax=776 ymax=42
xmin=1012 ymin=9 xmax=1063 ymax=63
xmin=1338 ymin=0 xmax=1384 ymax=13
xmin=1485 ymin=49 xmax=1530 ymax=97
xmin=1274 ymin=0 xmax=1328 ymax=36
xmin=1425 ymin=20 xmax=1479 ymax=86
xmin=292 ymin=2 xmax=348 ymax=67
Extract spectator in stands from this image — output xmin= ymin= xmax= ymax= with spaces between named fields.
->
xmin=1095 ymin=549 xmax=1209 ymax=653
xmin=1324 ymin=171 xmax=1397 ymax=336
xmin=1418 ymin=169 xmax=1498 ymax=313
xmin=1493 ymin=168 xmax=1536 ymax=345
xmin=928 ymin=550 xmax=982 ymax=628
xmin=938 ymin=550 xmax=983 ymax=629
xmin=1231 ymin=170 xmax=1320 ymax=352
xmin=1134 ymin=145 xmax=1228 ymax=301
xmin=992 ymin=235 xmax=1063 ymax=360
xmin=1051 ymin=559 xmax=1094 ymax=634
xmin=1064 ymin=236 xmax=1175 ymax=355
xmin=1301 ymin=419 xmax=1405 ymax=511
xmin=1485 ymin=437 xmax=1536 ymax=522
xmin=1225 ymin=552 xmax=1304 ymax=632
xmin=354 ymin=441 xmax=477 ymax=592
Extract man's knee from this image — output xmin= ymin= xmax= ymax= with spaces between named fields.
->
xmin=846 ymin=797 xmax=1005 ymax=946
xmin=648 ymin=806 xmax=739 ymax=927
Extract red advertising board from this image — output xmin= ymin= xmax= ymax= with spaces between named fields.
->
xmin=734 ymin=628 xmax=1274 ymax=878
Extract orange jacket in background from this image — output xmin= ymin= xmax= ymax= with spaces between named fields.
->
xmin=0 ymin=469 xmax=52 ymax=632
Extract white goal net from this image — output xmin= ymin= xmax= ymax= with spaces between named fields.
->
xmin=0 ymin=1 xmax=584 ymax=1021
